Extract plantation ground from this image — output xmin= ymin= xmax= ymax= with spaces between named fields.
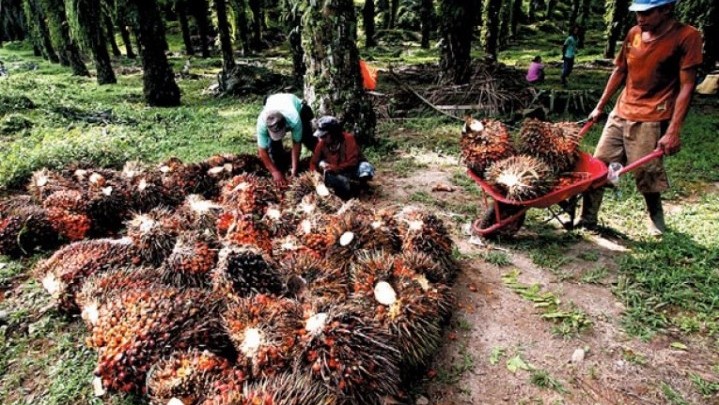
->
xmin=2 ymin=31 xmax=719 ymax=404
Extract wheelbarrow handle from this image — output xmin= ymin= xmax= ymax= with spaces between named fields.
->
xmin=576 ymin=118 xmax=596 ymax=141
xmin=618 ymin=148 xmax=664 ymax=176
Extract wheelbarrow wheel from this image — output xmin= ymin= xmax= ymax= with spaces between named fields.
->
xmin=478 ymin=203 xmax=526 ymax=239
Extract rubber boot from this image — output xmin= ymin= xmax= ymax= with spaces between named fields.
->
xmin=643 ymin=192 xmax=665 ymax=237
xmin=576 ymin=188 xmax=604 ymax=230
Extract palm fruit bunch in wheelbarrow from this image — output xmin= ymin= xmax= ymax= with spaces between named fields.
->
xmin=485 ymin=155 xmax=557 ymax=202
xmin=518 ymin=118 xmax=581 ymax=174
xmin=460 ymin=117 xmax=516 ymax=175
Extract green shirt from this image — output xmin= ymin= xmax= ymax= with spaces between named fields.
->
xmin=256 ymin=93 xmax=304 ymax=149
xmin=563 ymin=35 xmax=578 ymax=59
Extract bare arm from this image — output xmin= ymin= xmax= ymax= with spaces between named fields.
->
xmin=258 ymin=147 xmax=286 ymax=185
xmin=290 ymin=142 xmax=301 ymax=176
xmin=589 ymin=66 xmax=627 ymax=121
xmin=658 ymin=67 xmax=697 ymax=156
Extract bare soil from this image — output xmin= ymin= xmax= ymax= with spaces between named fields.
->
xmin=370 ymin=152 xmax=719 ymax=405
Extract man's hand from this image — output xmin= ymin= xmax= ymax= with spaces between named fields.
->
xmin=588 ymin=107 xmax=604 ymax=122
xmin=271 ymin=170 xmax=287 ymax=186
xmin=658 ymin=130 xmax=681 ymax=156
xmin=319 ymin=161 xmax=328 ymax=171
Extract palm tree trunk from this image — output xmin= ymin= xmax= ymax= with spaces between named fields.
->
xmin=105 ymin=16 xmax=122 ymax=57
xmin=440 ymin=0 xmax=478 ymax=83
xmin=420 ymin=0 xmax=432 ymax=48
xmin=214 ymin=0 xmax=235 ymax=72
xmin=363 ymin=0 xmax=376 ymax=48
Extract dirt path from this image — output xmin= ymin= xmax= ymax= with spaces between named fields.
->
xmin=371 ymin=152 xmax=719 ymax=405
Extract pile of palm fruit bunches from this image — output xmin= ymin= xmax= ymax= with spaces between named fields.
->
xmin=0 ymin=153 xmax=458 ymax=405
xmin=460 ymin=117 xmax=583 ymax=201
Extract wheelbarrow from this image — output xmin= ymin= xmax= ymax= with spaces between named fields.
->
xmin=467 ymin=120 xmax=665 ymax=238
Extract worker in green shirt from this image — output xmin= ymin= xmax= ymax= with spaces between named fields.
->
xmin=256 ymin=93 xmax=316 ymax=186
xmin=561 ymin=26 xmax=580 ymax=86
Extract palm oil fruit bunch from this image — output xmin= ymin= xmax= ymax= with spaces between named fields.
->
xmin=157 ymin=157 xmax=213 ymax=200
xmin=278 ymin=253 xmax=349 ymax=308
xmin=27 ymin=168 xmax=75 ymax=202
xmin=124 ymin=161 xmax=181 ymax=211
xmin=259 ymin=204 xmax=295 ymax=239
xmin=518 ymin=118 xmax=580 ymax=174
xmin=485 ymin=155 xmax=557 ymax=201
xmin=89 ymin=286 xmax=228 ymax=394
xmin=217 ymin=210 xmax=272 ymax=253
xmin=213 ymin=244 xmax=283 ymax=297
xmin=43 ymin=189 xmax=92 ymax=241
xmin=82 ymin=171 xmax=132 ymax=234
xmin=285 ymin=172 xmax=342 ymax=214
xmin=351 ymin=252 xmax=445 ymax=367
xmin=297 ymin=304 xmax=401 ymax=404
xmin=460 ymin=117 xmax=516 ymax=176
xmin=325 ymin=210 xmax=373 ymax=269
xmin=161 ymin=230 xmax=219 ymax=288
xmin=220 ymin=174 xmax=279 ymax=218
xmin=240 ymin=372 xmax=334 ymax=405
xmin=223 ymin=294 xmax=303 ymax=378
xmin=76 ymin=266 xmax=160 ymax=328
xmin=38 ymin=237 xmax=138 ymax=313
xmin=397 ymin=207 xmax=457 ymax=280
xmin=175 ymin=194 xmax=223 ymax=232
xmin=0 ymin=197 xmax=58 ymax=257
xmin=126 ymin=208 xmax=180 ymax=266
xmin=146 ymin=349 xmax=233 ymax=405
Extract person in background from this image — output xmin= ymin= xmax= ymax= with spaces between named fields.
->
xmin=256 ymin=93 xmax=316 ymax=186
xmin=578 ymin=0 xmax=702 ymax=237
xmin=526 ymin=56 xmax=545 ymax=84
xmin=561 ymin=26 xmax=580 ymax=86
xmin=310 ymin=116 xmax=375 ymax=200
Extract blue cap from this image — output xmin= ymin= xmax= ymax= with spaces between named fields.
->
xmin=313 ymin=116 xmax=342 ymax=138
xmin=628 ymin=0 xmax=676 ymax=12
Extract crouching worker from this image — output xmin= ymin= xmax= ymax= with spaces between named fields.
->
xmin=309 ymin=116 xmax=375 ymax=200
xmin=256 ymin=93 xmax=316 ymax=186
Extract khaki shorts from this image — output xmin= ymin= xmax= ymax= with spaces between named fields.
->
xmin=593 ymin=112 xmax=668 ymax=193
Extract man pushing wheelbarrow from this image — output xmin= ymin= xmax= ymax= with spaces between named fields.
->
xmin=577 ymin=0 xmax=703 ymax=237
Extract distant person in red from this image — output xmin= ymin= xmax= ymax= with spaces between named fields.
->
xmin=526 ymin=56 xmax=545 ymax=84
xmin=310 ymin=116 xmax=375 ymax=199
xmin=578 ymin=0 xmax=702 ymax=236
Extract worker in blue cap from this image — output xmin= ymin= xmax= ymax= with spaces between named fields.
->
xmin=578 ymin=0 xmax=703 ymax=237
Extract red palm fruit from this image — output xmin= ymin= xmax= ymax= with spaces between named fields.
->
xmin=297 ymin=303 xmax=401 ymax=404
xmin=161 ymin=230 xmax=219 ymax=288
xmin=294 ymin=213 xmax=333 ymax=258
xmin=146 ymin=349 xmax=233 ymax=405
xmin=159 ymin=158 xmax=217 ymax=199
xmin=175 ymin=194 xmax=223 ymax=232
xmin=270 ymin=235 xmax=320 ymax=262
xmin=123 ymin=161 xmax=180 ymax=212
xmin=460 ymin=117 xmax=516 ymax=176
xmin=278 ymin=253 xmax=348 ymax=308
xmin=220 ymin=174 xmax=280 ymax=218
xmin=398 ymin=250 xmax=452 ymax=285
xmin=364 ymin=207 xmax=403 ymax=253
xmin=397 ymin=207 xmax=457 ymax=278
xmin=0 ymin=198 xmax=58 ymax=257
xmin=258 ymin=204 xmax=297 ymax=239
xmin=200 ymin=369 xmax=249 ymax=405
xmin=43 ymin=189 xmax=92 ymax=241
xmin=220 ymin=211 xmax=272 ymax=253
xmin=517 ymin=119 xmax=580 ymax=174
xmin=242 ymin=372 xmax=336 ymax=405
xmin=38 ymin=237 xmax=138 ymax=312
xmin=90 ymin=286 xmax=231 ymax=394
xmin=351 ymin=252 xmax=451 ymax=367
xmin=485 ymin=154 xmax=557 ymax=201
xmin=126 ymin=208 xmax=180 ymax=266
xmin=212 ymin=244 xmax=283 ymax=297
xmin=284 ymin=172 xmax=342 ymax=214
xmin=27 ymin=168 xmax=75 ymax=203
xmin=76 ymin=266 xmax=160 ymax=328
xmin=223 ymin=294 xmax=303 ymax=378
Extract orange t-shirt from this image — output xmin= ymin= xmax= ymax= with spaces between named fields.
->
xmin=614 ymin=23 xmax=703 ymax=122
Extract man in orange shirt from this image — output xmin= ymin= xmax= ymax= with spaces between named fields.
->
xmin=310 ymin=116 xmax=375 ymax=199
xmin=578 ymin=0 xmax=702 ymax=236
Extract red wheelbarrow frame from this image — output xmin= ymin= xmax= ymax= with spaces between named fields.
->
xmin=468 ymin=120 xmax=665 ymax=237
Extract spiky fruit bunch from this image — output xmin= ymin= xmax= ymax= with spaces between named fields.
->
xmin=146 ymin=349 xmax=233 ymax=405
xmin=397 ymin=251 xmax=450 ymax=285
xmin=83 ymin=174 xmax=131 ymax=234
xmin=297 ymin=304 xmax=401 ymax=404
xmin=27 ymin=168 xmax=75 ymax=202
xmin=212 ymin=245 xmax=283 ymax=297
xmin=38 ymin=238 xmax=138 ymax=312
xmin=123 ymin=163 xmax=179 ymax=212
xmin=460 ymin=117 xmax=516 ymax=176
xmin=76 ymin=266 xmax=161 ymax=327
xmin=270 ymin=235 xmax=319 ymax=262
xmin=204 ymin=372 xmax=335 ymax=405
xmin=201 ymin=370 xmax=249 ymax=405
xmin=397 ymin=207 xmax=457 ymax=279
xmin=259 ymin=204 xmax=296 ymax=239
xmin=485 ymin=154 xmax=557 ymax=201
xmin=278 ymin=253 xmax=349 ymax=308
xmin=223 ymin=294 xmax=303 ymax=378
xmin=175 ymin=194 xmax=223 ymax=232
xmin=517 ymin=119 xmax=580 ymax=173
xmin=0 ymin=200 xmax=58 ymax=257
xmin=43 ymin=189 xmax=92 ymax=241
xmin=217 ymin=210 xmax=272 ymax=253
xmin=295 ymin=215 xmax=333 ymax=258
xmin=88 ymin=286 xmax=230 ymax=394
xmin=126 ymin=208 xmax=180 ymax=266
xmin=351 ymin=252 xmax=447 ymax=367
xmin=161 ymin=230 xmax=219 ymax=288
xmin=158 ymin=158 xmax=216 ymax=199
xmin=284 ymin=173 xmax=342 ymax=214
xmin=220 ymin=174 xmax=279 ymax=218
xmin=325 ymin=211 xmax=373 ymax=268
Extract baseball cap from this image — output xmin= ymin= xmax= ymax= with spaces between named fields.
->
xmin=628 ymin=0 xmax=676 ymax=12
xmin=266 ymin=111 xmax=287 ymax=141
xmin=313 ymin=116 xmax=341 ymax=138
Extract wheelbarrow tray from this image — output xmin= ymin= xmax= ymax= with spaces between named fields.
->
xmin=467 ymin=152 xmax=608 ymax=209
